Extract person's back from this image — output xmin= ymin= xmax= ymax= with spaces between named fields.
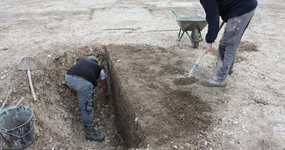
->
xmin=218 ymin=0 xmax=258 ymax=21
xmin=67 ymin=58 xmax=103 ymax=87
xmin=200 ymin=0 xmax=258 ymax=43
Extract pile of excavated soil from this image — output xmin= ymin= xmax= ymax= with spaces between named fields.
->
xmin=239 ymin=41 xmax=258 ymax=52
xmin=173 ymin=77 xmax=199 ymax=85
xmin=106 ymin=44 xmax=218 ymax=150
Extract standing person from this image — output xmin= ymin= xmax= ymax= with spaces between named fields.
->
xmin=200 ymin=0 xmax=258 ymax=87
xmin=65 ymin=56 xmax=108 ymax=141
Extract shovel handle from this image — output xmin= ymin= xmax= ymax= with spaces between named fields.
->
xmin=15 ymin=97 xmax=25 ymax=107
xmin=195 ymin=49 xmax=206 ymax=65
xmin=189 ymin=49 xmax=207 ymax=77
xmin=219 ymin=21 xmax=225 ymax=32
xmin=27 ymin=69 xmax=37 ymax=101
xmin=1 ymin=89 xmax=12 ymax=109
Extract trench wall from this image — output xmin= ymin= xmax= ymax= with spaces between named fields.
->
xmin=105 ymin=49 xmax=147 ymax=148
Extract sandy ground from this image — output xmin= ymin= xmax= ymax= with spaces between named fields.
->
xmin=0 ymin=0 xmax=285 ymax=150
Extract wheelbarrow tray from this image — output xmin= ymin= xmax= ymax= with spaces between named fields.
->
xmin=176 ymin=16 xmax=207 ymax=31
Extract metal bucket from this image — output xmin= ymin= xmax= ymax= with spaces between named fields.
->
xmin=0 ymin=105 xmax=34 ymax=149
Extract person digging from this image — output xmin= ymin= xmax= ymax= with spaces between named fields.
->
xmin=200 ymin=0 xmax=258 ymax=87
xmin=65 ymin=56 xmax=108 ymax=141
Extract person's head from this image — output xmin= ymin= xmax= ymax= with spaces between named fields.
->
xmin=88 ymin=56 xmax=98 ymax=64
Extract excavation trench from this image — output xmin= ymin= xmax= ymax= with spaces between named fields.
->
xmin=0 ymin=45 xmax=147 ymax=150
xmin=29 ymin=45 xmax=146 ymax=149
xmin=1 ymin=44 xmax=215 ymax=150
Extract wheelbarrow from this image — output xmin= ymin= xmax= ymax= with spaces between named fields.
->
xmin=171 ymin=8 xmax=208 ymax=48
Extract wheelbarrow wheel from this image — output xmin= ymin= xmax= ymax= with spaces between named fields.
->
xmin=191 ymin=28 xmax=199 ymax=48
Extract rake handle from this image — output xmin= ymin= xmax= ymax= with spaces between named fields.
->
xmin=27 ymin=69 xmax=37 ymax=101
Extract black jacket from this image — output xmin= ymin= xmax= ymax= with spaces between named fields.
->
xmin=67 ymin=59 xmax=103 ymax=87
xmin=200 ymin=0 xmax=258 ymax=43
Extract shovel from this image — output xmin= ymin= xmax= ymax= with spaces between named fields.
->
xmin=189 ymin=49 xmax=206 ymax=77
xmin=188 ymin=21 xmax=225 ymax=77
xmin=19 ymin=57 xmax=37 ymax=101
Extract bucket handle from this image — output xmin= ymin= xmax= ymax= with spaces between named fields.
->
xmin=0 ymin=126 xmax=34 ymax=138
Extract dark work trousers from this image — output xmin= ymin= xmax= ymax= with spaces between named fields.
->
xmin=213 ymin=9 xmax=256 ymax=82
xmin=65 ymin=75 xmax=95 ymax=127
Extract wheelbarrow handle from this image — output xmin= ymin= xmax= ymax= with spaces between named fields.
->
xmin=193 ymin=7 xmax=198 ymax=18
xmin=170 ymin=8 xmax=178 ymax=18
xmin=27 ymin=69 xmax=37 ymax=101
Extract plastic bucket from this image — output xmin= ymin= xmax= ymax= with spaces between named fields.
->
xmin=0 ymin=105 xmax=34 ymax=149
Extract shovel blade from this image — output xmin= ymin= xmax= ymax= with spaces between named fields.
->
xmin=19 ymin=56 xmax=37 ymax=70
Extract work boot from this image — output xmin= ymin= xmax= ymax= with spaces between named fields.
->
xmin=85 ymin=126 xmax=105 ymax=142
xmin=201 ymin=78 xmax=227 ymax=87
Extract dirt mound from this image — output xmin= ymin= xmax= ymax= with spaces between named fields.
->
xmin=165 ymin=90 xmax=213 ymax=131
xmin=235 ymin=41 xmax=258 ymax=63
xmin=235 ymin=55 xmax=246 ymax=63
xmin=173 ymin=77 xmax=199 ymax=85
xmin=107 ymin=44 xmax=217 ymax=149
xmin=239 ymin=41 xmax=258 ymax=52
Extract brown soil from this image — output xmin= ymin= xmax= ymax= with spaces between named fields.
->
xmin=173 ymin=77 xmax=199 ymax=85
xmin=106 ymin=44 xmax=220 ymax=149
xmin=239 ymin=41 xmax=258 ymax=52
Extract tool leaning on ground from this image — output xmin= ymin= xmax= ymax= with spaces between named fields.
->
xmin=0 ymin=89 xmax=25 ymax=114
xmin=188 ymin=21 xmax=225 ymax=77
xmin=0 ymin=89 xmax=12 ymax=111
xmin=19 ymin=56 xmax=38 ymax=101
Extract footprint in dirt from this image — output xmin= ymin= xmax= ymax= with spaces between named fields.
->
xmin=173 ymin=77 xmax=199 ymax=85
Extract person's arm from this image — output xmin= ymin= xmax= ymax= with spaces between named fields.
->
xmin=200 ymin=0 xmax=220 ymax=53
xmin=99 ymin=70 xmax=108 ymax=95
xmin=100 ymin=79 xmax=108 ymax=95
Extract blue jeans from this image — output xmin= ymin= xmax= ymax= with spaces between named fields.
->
xmin=65 ymin=75 xmax=94 ymax=127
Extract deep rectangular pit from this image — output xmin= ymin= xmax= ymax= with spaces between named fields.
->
xmin=105 ymin=48 xmax=148 ymax=148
